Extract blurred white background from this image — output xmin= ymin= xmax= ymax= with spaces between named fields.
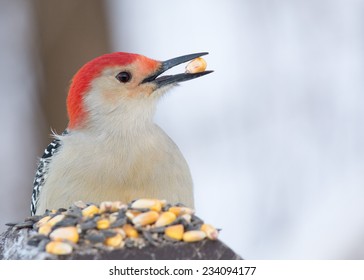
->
xmin=1 ymin=0 xmax=364 ymax=259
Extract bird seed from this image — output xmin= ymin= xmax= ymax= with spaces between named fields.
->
xmin=7 ymin=198 xmax=219 ymax=256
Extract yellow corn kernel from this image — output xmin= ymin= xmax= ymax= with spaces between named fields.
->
xmin=132 ymin=210 xmax=159 ymax=226
xmin=164 ymin=224 xmax=184 ymax=241
xmin=123 ymin=224 xmax=139 ymax=238
xmin=82 ymin=205 xmax=99 ymax=217
xmin=182 ymin=230 xmax=206 ymax=242
xmin=38 ymin=224 xmax=52 ymax=236
xmin=36 ymin=216 xmax=51 ymax=227
xmin=47 ymin=214 xmax=65 ymax=227
xmin=185 ymin=57 xmax=207 ymax=74
xmin=131 ymin=199 xmax=162 ymax=212
xmin=104 ymin=233 xmax=124 ymax=248
xmin=96 ymin=218 xmax=110 ymax=230
xmin=200 ymin=224 xmax=219 ymax=240
xmin=46 ymin=241 xmax=73 ymax=255
xmin=155 ymin=212 xmax=176 ymax=227
xmin=49 ymin=226 xmax=79 ymax=243
xmin=168 ymin=206 xmax=194 ymax=216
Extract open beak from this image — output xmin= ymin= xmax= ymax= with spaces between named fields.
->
xmin=142 ymin=52 xmax=213 ymax=88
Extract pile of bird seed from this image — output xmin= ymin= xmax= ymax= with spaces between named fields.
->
xmin=6 ymin=199 xmax=219 ymax=255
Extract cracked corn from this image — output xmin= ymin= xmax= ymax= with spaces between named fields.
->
xmin=9 ymin=198 xmax=219 ymax=255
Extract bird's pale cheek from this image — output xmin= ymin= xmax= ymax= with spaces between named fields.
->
xmin=127 ymin=84 xmax=156 ymax=98
xmin=101 ymin=89 xmax=123 ymax=103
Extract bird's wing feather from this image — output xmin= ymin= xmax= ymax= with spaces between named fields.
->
xmin=30 ymin=130 xmax=68 ymax=215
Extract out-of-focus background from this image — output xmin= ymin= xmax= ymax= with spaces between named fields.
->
xmin=1 ymin=0 xmax=364 ymax=259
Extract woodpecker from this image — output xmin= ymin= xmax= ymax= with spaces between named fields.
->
xmin=31 ymin=52 xmax=212 ymax=215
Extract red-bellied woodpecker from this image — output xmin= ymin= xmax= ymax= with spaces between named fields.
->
xmin=31 ymin=52 xmax=212 ymax=215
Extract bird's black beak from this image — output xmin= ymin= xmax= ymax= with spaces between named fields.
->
xmin=141 ymin=52 xmax=213 ymax=88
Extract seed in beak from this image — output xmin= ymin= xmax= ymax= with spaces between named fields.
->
xmin=185 ymin=57 xmax=207 ymax=74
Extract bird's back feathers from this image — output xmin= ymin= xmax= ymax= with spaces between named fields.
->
xmin=31 ymin=131 xmax=67 ymax=215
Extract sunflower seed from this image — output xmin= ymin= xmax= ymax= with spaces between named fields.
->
xmin=14 ymin=221 xmax=34 ymax=229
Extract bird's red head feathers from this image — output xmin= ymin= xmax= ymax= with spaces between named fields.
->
xmin=67 ymin=52 xmax=159 ymax=129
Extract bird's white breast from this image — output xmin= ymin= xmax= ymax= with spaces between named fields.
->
xmin=35 ymin=124 xmax=194 ymax=214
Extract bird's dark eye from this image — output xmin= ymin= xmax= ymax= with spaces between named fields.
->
xmin=116 ymin=71 xmax=131 ymax=83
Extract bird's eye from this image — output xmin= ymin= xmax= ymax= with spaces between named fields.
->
xmin=116 ymin=71 xmax=131 ymax=83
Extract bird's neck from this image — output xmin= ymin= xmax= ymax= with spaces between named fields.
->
xmin=80 ymin=89 xmax=159 ymax=137
xmin=71 ymin=105 xmax=159 ymax=145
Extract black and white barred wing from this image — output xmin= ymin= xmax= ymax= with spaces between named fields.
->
xmin=31 ymin=137 xmax=62 ymax=216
